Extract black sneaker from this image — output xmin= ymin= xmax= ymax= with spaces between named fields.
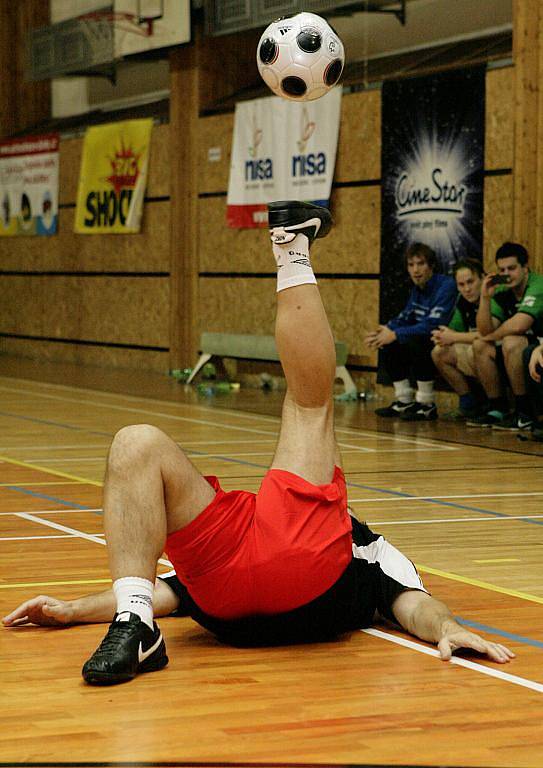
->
xmin=82 ymin=612 xmax=168 ymax=686
xmin=374 ymin=400 xmax=415 ymax=417
xmin=268 ymin=200 xmax=332 ymax=245
xmin=466 ymin=409 xmax=506 ymax=428
xmin=493 ymin=412 xmax=534 ymax=431
xmin=400 ymin=402 xmax=438 ymax=421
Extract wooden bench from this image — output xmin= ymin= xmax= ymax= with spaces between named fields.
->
xmin=187 ymin=332 xmax=356 ymax=394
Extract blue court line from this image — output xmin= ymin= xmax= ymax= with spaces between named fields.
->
xmin=0 ymin=409 xmax=111 ymax=437
xmin=456 ymin=617 xmax=543 ymax=650
xmin=5 ymin=485 xmax=91 ymax=510
xmin=346 ymin=478 xmax=543 ymax=527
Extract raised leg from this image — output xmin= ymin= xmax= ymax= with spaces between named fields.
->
xmin=268 ymin=201 xmax=339 ymax=485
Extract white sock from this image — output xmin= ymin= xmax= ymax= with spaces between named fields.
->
xmin=416 ymin=380 xmax=435 ymax=405
xmin=271 ymin=232 xmax=317 ymax=292
xmin=113 ymin=576 xmax=154 ymax=629
xmin=393 ymin=379 xmax=414 ymax=404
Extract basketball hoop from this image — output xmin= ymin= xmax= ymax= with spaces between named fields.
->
xmin=78 ymin=10 xmax=156 ymax=38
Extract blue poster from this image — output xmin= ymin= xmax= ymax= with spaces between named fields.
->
xmin=379 ymin=68 xmax=485 ymax=321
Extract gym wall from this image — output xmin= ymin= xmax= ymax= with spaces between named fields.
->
xmin=0 ymin=66 xmax=514 ymax=380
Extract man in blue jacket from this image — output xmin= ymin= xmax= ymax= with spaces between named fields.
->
xmin=365 ymin=243 xmax=457 ymax=421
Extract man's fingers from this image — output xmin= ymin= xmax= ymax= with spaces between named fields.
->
xmin=437 ymin=638 xmax=452 ymax=661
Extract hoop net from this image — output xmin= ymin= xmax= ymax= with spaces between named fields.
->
xmin=78 ymin=10 xmax=155 ymax=38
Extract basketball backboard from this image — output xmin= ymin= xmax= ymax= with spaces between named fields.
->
xmin=113 ymin=0 xmax=191 ymax=57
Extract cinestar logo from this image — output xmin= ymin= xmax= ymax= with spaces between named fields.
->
xmin=396 ymin=168 xmax=466 ymax=217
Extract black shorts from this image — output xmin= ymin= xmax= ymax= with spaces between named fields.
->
xmin=160 ymin=518 xmax=426 ymax=647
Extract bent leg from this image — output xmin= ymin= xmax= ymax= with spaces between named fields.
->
xmin=432 ymin=344 xmax=470 ymax=395
xmin=501 ymin=334 xmax=529 ymax=395
xmin=472 ymin=338 xmax=501 ymax=397
xmin=103 ymin=424 xmax=216 ymax=582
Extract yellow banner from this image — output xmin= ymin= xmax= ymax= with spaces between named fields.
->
xmin=74 ymin=119 xmax=153 ymax=234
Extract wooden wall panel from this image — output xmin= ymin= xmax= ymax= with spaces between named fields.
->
xmin=0 ymin=276 xmax=169 ymax=347
xmin=485 ymin=67 xmax=514 ymax=170
xmin=197 ymin=277 xmax=378 ymax=364
xmin=0 ymin=203 xmax=170 ymax=272
xmin=59 ymin=124 xmax=170 ymax=204
xmin=483 ymin=176 xmax=514 ymax=270
xmin=0 ymin=337 xmax=168 ymax=373
xmin=335 ymin=90 xmax=381 ymax=183
xmin=198 ymin=186 xmax=380 ymax=274
xmin=198 ymin=114 xmax=234 ymax=194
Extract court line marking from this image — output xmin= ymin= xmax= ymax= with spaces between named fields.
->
xmin=351 ymin=491 xmax=543 ymax=503
xmin=0 ymin=453 xmax=101 ymax=486
xmin=0 ymin=381 xmax=457 ymax=450
xmin=362 ymin=628 xmax=543 ymax=693
xmin=0 ymin=508 xmax=101 ymax=516
xmin=0 ymin=384 xmax=280 ymax=436
xmin=24 ymin=457 xmax=106 ymax=463
xmin=14 ymin=512 xmax=172 ymax=568
xmin=0 ymin=578 xmax=112 ymax=590
xmin=417 ymin=564 xmax=543 ymax=605
xmin=369 ymin=514 xmax=543 ymax=526
xmin=0 ymin=481 xmax=83 ymax=486
xmin=0 ymin=533 xmax=104 ymax=541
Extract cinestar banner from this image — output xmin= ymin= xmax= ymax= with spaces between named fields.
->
xmin=227 ymin=87 xmax=341 ymax=228
xmin=0 ymin=133 xmax=59 ymax=237
xmin=380 ymin=68 xmax=485 ymax=321
xmin=75 ymin=119 xmax=152 ymax=234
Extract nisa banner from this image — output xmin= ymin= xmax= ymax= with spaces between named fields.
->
xmin=75 ymin=119 xmax=152 ymax=234
xmin=380 ymin=68 xmax=485 ymax=320
xmin=0 ymin=133 xmax=59 ymax=237
xmin=227 ymin=87 xmax=341 ymax=228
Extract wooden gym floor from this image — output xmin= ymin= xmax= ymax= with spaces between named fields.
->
xmin=0 ymin=357 xmax=542 ymax=768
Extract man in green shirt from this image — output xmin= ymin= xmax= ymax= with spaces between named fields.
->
xmin=468 ymin=242 xmax=543 ymax=430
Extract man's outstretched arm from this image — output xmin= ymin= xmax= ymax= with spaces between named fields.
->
xmin=392 ymin=590 xmax=515 ymax=664
xmin=2 ymin=578 xmax=180 ymax=628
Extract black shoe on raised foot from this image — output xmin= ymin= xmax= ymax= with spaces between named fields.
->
xmin=82 ymin=611 xmax=168 ymax=686
xmin=268 ymin=200 xmax=332 ymax=245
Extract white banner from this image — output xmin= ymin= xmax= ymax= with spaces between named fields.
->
xmin=227 ymin=88 xmax=342 ymax=228
xmin=0 ymin=133 xmax=59 ymax=237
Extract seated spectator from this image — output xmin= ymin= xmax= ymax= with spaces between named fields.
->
xmin=365 ymin=242 xmax=456 ymax=421
xmin=431 ymin=259 xmax=485 ymax=421
xmin=524 ymin=343 xmax=543 ymax=440
xmin=468 ymin=242 xmax=543 ymax=430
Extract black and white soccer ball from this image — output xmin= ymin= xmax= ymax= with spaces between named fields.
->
xmin=257 ymin=12 xmax=345 ymax=102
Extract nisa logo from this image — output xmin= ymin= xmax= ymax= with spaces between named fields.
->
xmin=292 ymin=152 xmax=326 ymax=177
xmin=396 ymin=168 xmax=466 ymax=218
xmin=245 ymin=158 xmax=273 ymax=181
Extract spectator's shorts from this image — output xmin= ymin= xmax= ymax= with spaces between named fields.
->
xmin=454 ymin=342 xmax=476 ymax=377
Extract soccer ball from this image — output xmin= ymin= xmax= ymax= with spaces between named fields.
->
xmin=257 ymin=12 xmax=345 ymax=102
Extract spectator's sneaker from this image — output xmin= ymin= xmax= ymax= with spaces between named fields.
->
xmin=374 ymin=400 xmax=415 ymax=417
xmin=268 ymin=200 xmax=332 ymax=245
xmin=82 ymin=612 xmax=168 ymax=686
xmin=493 ymin=412 xmax=534 ymax=431
xmin=466 ymin=409 xmax=506 ymax=428
xmin=441 ymin=407 xmax=480 ymax=422
xmin=399 ymin=402 xmax=438 ymax=421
